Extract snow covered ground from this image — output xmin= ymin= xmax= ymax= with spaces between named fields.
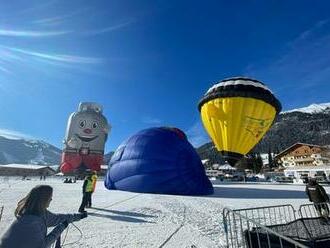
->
xmin=0 ymin=177 xmax=328 ymax=248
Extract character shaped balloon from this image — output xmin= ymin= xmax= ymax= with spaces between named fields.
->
xmin=60 ymin=102 xmax=110 ymax=173
xmin=198 ymin=77 xmax=281 ymax=166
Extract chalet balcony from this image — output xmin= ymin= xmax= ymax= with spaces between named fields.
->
xmin=293 ymin=157 xmax=314 ymax=162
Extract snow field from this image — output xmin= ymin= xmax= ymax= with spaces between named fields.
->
xmin=0 ymin=177 xmax=328 ymax=248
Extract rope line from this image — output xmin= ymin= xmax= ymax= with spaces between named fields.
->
xmin=60 ymin=193 xmax=142 ymax=247
xmin=158 ymin=205 xmax=187 ymax=248
xmin=61 ymin=224 xmax=70 ymax=245
xmin=100 ymin=194 xmax=143 ymax=209
xmin=62 ymin=223 xmax=83 ymax=247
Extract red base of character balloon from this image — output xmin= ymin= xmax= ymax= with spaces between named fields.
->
xmin=60 ymin=152 xmax=103 ymax=173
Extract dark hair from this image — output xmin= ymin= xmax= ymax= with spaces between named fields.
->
xmin=15 ymin=185 xmax=53 ymax=218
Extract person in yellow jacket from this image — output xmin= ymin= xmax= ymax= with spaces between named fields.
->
xmin=87 ymin=171 xmax=98 ymax=208
xmin=78 ymin=175 xmax=94 ymax=213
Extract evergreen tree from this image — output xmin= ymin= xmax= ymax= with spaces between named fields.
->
xmin=255 ymin=153 xmax=263 ymax=173
xmin=250 ymin=153 xmax=257 ymax=173
xmin=273 ymin=146 xmax=281 ymax=168
xmin=268 ymin=147 xmax=273 ymax=168
xmin=235 ymin=157 xmax=249 ymax=171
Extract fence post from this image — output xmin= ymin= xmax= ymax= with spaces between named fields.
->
xmin=0 ymin=206 xmax=3 ymax=223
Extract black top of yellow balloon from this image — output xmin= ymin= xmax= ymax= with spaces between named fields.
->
xmin=198 ymin=77 xmax=282 ymax=113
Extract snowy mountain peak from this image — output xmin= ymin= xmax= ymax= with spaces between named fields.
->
xmin=283 ymin=102 xmax=330 ymax=114
xmin=0 ymin=135 xmax=61 ymax=165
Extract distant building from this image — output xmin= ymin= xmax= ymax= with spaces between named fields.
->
xmin=284 ymin=165 xmax=330 ymax=180
xmin=260 ymin=153 xmax=276 ymax=167
xmin=205 ymin=169 xmax=221 ymax=178
xmin=0 ymin=164 xmax=56 ymax=177
xmin=274 ymin=143 xmax=330 ymax=180
xmin=99 ymin=165 xmax=108 ymax=176
xmin=275 ymin=143 xmax=330 ymax=168
xmin=218 ymin=164 xmax=236 ymax=173
xmin=260 ymin=153 xmax=276 ymax=172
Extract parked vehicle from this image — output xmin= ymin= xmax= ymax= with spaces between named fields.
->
xmin=275 ymin=176 xmax=293 ymax=183
xmin=245 ymin=176 xmax=258 ymax=182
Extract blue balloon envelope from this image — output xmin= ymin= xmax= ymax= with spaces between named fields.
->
xmin=104 ymin=127 xmax=213 ymax=195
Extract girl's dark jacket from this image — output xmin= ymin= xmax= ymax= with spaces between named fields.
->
xmin=0 ymin=211 xmax=81 ymax=248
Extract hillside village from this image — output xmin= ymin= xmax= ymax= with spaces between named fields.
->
xmin=203 ymin=142 xmax=330 ymax=183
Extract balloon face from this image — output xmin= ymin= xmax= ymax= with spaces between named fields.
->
xmin=66 ymin=111 xmax=108 ymax=151
xmin=198 ymin=77 xmax=281 ymax=164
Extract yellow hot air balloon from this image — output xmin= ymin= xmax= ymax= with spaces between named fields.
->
xmin=198 ymin=77 xmax=281 ymax=165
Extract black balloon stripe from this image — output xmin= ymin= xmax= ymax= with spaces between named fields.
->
xmin=198 ymin=83 xmax=281 ymax=113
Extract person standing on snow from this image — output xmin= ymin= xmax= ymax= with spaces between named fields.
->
xmin=305 ymin=178 xmax=330 ymax=219
xmin=87 ymin=171 xmax=98 ymax=208
xmin=78 ymin=174 xmax=94 ymax=213
xmin=0 ymin=185 xmax=87 ymax=248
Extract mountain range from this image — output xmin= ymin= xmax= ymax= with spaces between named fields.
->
xmin=0 ymin=103 xmax=329 ymax=166
xmin=0 ymin=136 xmax=61 ymax=165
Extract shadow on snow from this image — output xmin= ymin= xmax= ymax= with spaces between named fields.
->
xmin=90 ymin=207 xmax=156 ymax=218
xmin=87 ymin=209 xmax=156 ymax=223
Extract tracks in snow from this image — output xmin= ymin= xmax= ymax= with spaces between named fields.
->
xmin=158 ymin=205 xmax=187 ymax=248
xmin=154 ymin=196 xmax=227 ymax=248
xmin=87 ymin=192 xmax=227 ymax=247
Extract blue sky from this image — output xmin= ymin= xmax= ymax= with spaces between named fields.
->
xmin=0 ymin=0 xmax=330 ymax=152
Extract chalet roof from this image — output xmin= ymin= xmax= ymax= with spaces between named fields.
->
xmin=274 ymin=143 xmax=324 ymax=159
xmin=0 ymin=164 xmax=55 ymax=171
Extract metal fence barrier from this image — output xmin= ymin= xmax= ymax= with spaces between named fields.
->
xmin=299 ymin=202 xmax=330 ymax=219
xmin=298 ymin=202 xmax=330 ymax=243
xmin=223 ymin=204 xmax=310 ymax=248
xmin=0 ymin=206 xmax=3 ymax=223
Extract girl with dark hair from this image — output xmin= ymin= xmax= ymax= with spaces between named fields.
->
xmin=0 ymin=185 xmax=87 ymax=248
